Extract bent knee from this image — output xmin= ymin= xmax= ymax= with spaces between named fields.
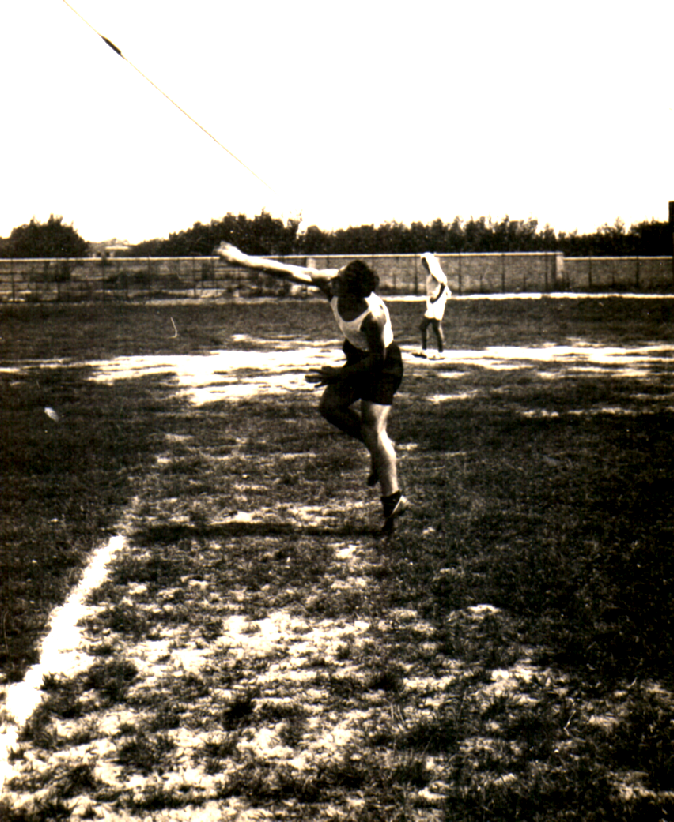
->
xmin=319 ymin=394 xmax=343 ymax=421
xmin=360 ymin=417 xmax=378 ymax=436
xmin=361 ymin=410 xmax=389 ymax=440
xmin=360 ymin=423 xmax=381 ymax=449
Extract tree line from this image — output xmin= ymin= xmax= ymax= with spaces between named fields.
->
xmin=0 ymin=216 xmax=89 ymax=259
xmin=133 ymin=213 xmax=673 ymax=258
xmin=1 ymin=212 xmax=671 ymax=259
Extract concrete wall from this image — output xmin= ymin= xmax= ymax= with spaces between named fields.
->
xmin=563 ymin=256 xmax=673 ymax=292
xmin=0 ymin=253 xmax=672 ymax=302
xmin=283 ymin=253 xmax=565 ymax=294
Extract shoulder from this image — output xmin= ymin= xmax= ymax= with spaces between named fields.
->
xmin=362 ymin=296 xmax=388 ymax=330
xmin=366 ymin=292 xmax=389 ymax=315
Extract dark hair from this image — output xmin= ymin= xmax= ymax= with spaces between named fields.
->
xmin=341 ymin=260 xmax=379 ymax=298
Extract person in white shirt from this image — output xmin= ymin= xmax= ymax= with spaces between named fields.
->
xmin=215 ymin=243 xmax=406 ymax=534
xmin=419 ymin=252 xmax=450 ymax=357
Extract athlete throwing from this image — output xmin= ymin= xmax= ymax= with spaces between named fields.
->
xmin=419 ymin=252 xmax=450 ymax=357
xmin=215 ymin=243 xmax=406 ymax=534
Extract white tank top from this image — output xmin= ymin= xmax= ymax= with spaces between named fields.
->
xmin=422 ymin=253 xmax=450 ymax=319
xmin=330 ymin=293 xmax=394 ymax=352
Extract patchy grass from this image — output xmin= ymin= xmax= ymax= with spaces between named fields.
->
xmin=0 ymin=365 xmax=183 ymax=682
xmin=1 ymin=297 xmax=673 ymax=820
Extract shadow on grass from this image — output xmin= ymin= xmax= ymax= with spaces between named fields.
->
xmin=132 ymin=521 xmax=382 ymax=544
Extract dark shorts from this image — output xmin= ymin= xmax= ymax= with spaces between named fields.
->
xmin=334 ymin=340 xmax=404 ymax=406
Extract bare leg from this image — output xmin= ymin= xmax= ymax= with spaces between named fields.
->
xmin=319 ymin=389 xmax=400 ymax=498
xmin=432 ymin=319 xmax=444 ymax=352
xmin=360 ymin=401 xmax=398 ymax=497
xmin=319 ymin=384 xmax=364 ymax=442
xmin=419 ymin=316 xmax=430 ymax=351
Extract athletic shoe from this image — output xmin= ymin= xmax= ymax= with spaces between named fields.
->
xmin=381 ymin=491 xmax=407 ymax=535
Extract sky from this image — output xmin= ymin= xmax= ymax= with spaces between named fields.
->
xmin=1 ymin=0 xmax=673 ymax=244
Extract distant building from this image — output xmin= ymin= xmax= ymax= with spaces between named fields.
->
xmin=89 ymin=239 xmax=134 ymax=258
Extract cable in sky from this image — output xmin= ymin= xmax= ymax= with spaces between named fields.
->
xmin=59 ymin=0 xmax=278 ymax=198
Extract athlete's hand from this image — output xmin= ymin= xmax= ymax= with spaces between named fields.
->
xmin=306 ymin=366 xmax=341 ymax=386
xmin=215 ymin=242 xmax=246 ymax=262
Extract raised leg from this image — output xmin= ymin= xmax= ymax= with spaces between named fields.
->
xmin=319 ymin=383 xmax=364 ymax=442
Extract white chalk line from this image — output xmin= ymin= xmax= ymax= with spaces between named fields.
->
xmin=0 ymin=534 xmax=126 ymax=792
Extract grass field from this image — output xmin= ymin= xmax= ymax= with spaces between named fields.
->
xmin=1 ymin=297 xmax=673 ymax=820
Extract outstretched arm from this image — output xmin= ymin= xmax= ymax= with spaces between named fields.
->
xmin=215 ymin=243 xmax=338 ymax=291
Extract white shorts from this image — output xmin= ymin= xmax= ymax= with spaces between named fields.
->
xmin=425 ymin=295 xmax=447 ymax=321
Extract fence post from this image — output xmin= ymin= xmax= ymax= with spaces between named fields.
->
xmin=10 ymin=259 xmax=15 ymax=302
xmin=588 ymin=255 xmax=593 ymax=290
xmin=669 ymin=201 xmax=674 ymax=287
xmin=501 ymin=254 xmax=506 ymax=293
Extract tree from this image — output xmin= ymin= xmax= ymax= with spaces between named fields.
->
xmin=332 ymin=224 xmax=379 ymax=255
xmin=629 ymin=220 xmax=670 ymax=256
xmin=377 ymin=221 xmax=411 ymax=254
xmin=120 ymin=209 xmax=672 ymax=259
xmin=297 ymin=225 xmax=330 ymax=256
xmin=8 ymin=215 xmax=89 ymax=258
xmin=447 ymin=217 xmax=464 ymax=252
xmin=597 ymin=218 xmax=629 ymax=256
xmin=409 ymin=221 xmax=430 ymax=253
xmin=464 ymin=217 xmax=489 ymax=251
